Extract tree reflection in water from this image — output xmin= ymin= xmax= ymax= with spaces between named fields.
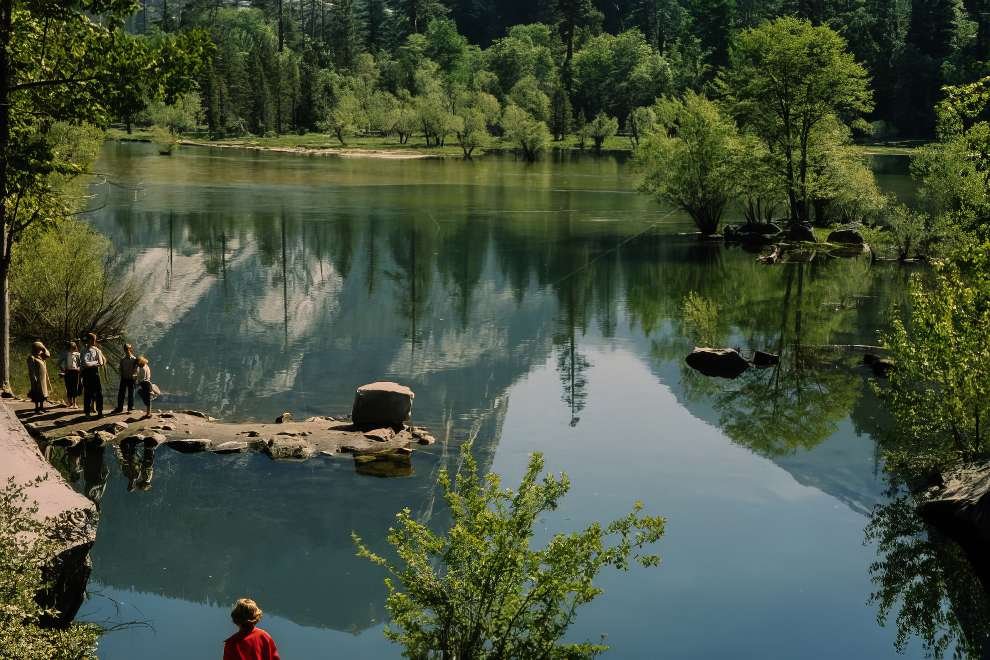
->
xmin=866 ymin=496 xmax=990 ymax=659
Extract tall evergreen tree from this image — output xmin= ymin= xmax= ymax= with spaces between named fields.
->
xmin=363 ymin=0 xmax=389 ymax=51
xmin=331 ymin=0 xmax=364 ymax=69
xmin=394 ymin=0 xmax=448 ymax=36
xmin=898 ymin=0 xmax=965 ymax=135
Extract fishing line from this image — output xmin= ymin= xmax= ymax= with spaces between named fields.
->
xmin=545 ymin=207 xmax=679 ymax=289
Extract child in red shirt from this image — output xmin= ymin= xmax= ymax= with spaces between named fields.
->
xmin=223 ymin=598 xmax=280 ymax=660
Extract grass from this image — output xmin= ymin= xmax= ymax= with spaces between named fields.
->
xmin=106 ymin=127 xmax=639 ymax=158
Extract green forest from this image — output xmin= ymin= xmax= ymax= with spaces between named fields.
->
xmin=125 ymin=0 xmax=987 ymax=141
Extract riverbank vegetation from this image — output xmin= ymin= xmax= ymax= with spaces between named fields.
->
xmin=0 ymin=480 xmax=100 ymax=659
xmin=355 ymin=443 xmax=664 ymax=658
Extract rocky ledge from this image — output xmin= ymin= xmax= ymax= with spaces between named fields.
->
xmin=0 ymin=401 xmax=96 ymax=625
xmin=918 ymin=461 xmax=990 ymax=591
xmin=12 ymin=381 xmax=437 ymax=464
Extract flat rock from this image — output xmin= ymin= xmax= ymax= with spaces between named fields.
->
xmin=213 ymin=441 xmax=250 ymax=454
xmin=51 ymin=434 xmax=83 ymax=449
xmin=685 ymin=348 xmax=751 ymax=379
xmin=87 ymin=430 xmax=116 ymax=447
xmin=266 ymin=438 xmax=316 ymax=460
xmin=363 ymin=427 xmax=396 ymax=443
xmin=182 ymin=410 xmax=212 ymax=419
xmin=165 ymin=438 xmax=211 ymax=453
xmin=352 ymin=382 xmax=414 ymax=430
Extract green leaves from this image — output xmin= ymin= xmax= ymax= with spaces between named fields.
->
xmin=354 ymin=443 xmax=665 ymax=659
xmin=720 ymin=17 xmax=873 ymax=224
xmin=0 ymin=479 xmax=100 ymax=659
xmin=880 ymin=251 xmax=990 ymax=481
xmin=635 ymin=91 xmax=739 ymax=234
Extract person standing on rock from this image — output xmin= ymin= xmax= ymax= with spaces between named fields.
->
xmin=26 ymin=341 xmax=50 ymax=413
xmin=135 ymin=356 xmax=153 ymax=419
xmin=114 ymin=343 xmax=137 ymax=414
xmin=59 ymin=341 xmax=81 ymax=408
xmin=223 ymin=598 xmax=280 ymax=660
xmin=81 ymin=333 xmax=106 ymax=418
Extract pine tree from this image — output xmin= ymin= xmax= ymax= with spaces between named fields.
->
xmin=394 ymin=0 xmax=448 ymax=36
xmin=364 ymin=0 xmax=388 ymax=52
xmin=331 ymin=0 xmax=364 ymax=69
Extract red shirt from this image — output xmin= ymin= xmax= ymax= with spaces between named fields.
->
xmin=223 ymin=626 xmax=280 ymax=660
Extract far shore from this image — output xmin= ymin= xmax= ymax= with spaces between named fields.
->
xmin=107 ymin=128 xmax=923 ymax=162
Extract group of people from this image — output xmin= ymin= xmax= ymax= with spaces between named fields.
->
xmin=27 ymin=333 xmax=155 ymax=418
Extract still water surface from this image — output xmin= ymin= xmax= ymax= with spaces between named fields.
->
xmin=74 ymin=143 xmax=942 ymax=658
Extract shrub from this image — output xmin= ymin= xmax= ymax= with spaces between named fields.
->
xmin=354 ymin=444 xmax=665 ymax=659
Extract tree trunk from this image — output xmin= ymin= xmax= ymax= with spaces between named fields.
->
xmin=0 ymin=0 xmax=12 ymax=392
xmin=0 ymin=264 xmax=10 ymax=394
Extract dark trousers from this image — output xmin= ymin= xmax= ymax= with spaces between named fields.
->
xmin=117 ymin=378 xmax=135 ymax=411
xmin=82 ymin=368 xmax=103 ymax=416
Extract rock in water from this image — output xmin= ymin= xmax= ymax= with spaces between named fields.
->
xmin=352 ymin=382 xmax=415 ymax=430
xmin=276 ymin=411 xmax=293 ymax=424
xmin=685 ymin=348 xmax=751 ymax=379
xmin=165 ymin=438 xmax=211 ymax=453
xmin=826 ymin=228 xmax=865 ymax=245
xmin=753 ymin=351 xmax=780 ymax=368
xmin=266 ymin=437 xmax=316 ymax=460
xmin=918 ymin=462 xmax=990 ymax=588
xmin=787 ymin=223 xmax=817 ymax=242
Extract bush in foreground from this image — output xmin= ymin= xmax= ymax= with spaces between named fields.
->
xmin=354 ymin=444 xmax=665 ymax=659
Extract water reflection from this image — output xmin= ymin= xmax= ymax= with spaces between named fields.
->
xmin=79 ymin=143 xmax=986 ymax=657
xmin=866 ymin=496 xmax=990 ymax=659
xmin=120 ymin=440 xmax=156 ymax=492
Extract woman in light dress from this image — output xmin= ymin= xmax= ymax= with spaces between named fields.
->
xmin=27 ymin=341 xmax=50 ymax=413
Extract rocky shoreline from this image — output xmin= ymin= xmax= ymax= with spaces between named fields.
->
xmin=11 ymin=385 xmax=435 ymax=464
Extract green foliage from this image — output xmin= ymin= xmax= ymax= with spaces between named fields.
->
xmin=880 ymin=253 xmax=990 ymax=481
xmin=681 ymin=292 xmax=721 ymax=346
xmin=508 ymin=75 xmax=550 ymax=122
xmin=144 ymin=91 xmax=203 ymax=136
xmin=10 ymin=217 xmax=137 ymax=346
xmin=320 ymin=93 xmax=363 ymax=145
xmin=0 ymin=479 xmax=100 ymax=659
xmin=572 ymin=30 xmax=670 ymax=124
xmin=502 ymin=105 xmax=551 ymax=162
xmin=452 ymin=110 xmax=488 ymax=158
xmin=586 ymin=112 xmax=618 ymax=152
xmin=721 ymin=17 xmax=873 ymax=225
xmin=731 ymin=133 xmax=786 ymax=224
xmin=866 ymin=496 xmax=990 ymax=660
xmin=354 ymin=444 xmax=664 ymax=659
xmin=626 ymin=106 xmax=656 ymax=148
xmin=636 ymin=92 xmax=739 ymax=235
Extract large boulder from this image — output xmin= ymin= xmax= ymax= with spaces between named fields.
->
xmin=919 ymin=462 xmax=990 ymax=546
xmin=787 ymin=223 xmax=818 ymax=242
xmin=685 ymin=348 xmax=750 ymax=379
xmin=918 ymin=462 xmax=990 ymax=590
xmin=826 ymin=228 xmax=866 ymax=245
xmin=351 ymin=382 xmax=415 ymax=430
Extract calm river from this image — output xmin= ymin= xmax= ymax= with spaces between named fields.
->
xmin=72 ymin=142 xmax=964 ymax=658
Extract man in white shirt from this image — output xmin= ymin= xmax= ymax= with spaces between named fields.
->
xmin=81 ymin=332 xmax=106 ymax=418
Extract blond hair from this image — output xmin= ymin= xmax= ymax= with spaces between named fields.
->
xmin=136 ymin=356 xmax=148 ymax=367
xmin=231 ymin=598 xmax=263 ymax=627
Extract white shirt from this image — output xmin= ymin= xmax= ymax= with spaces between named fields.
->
xmin=135 ymin=364 xmax=151 ymax=383
xmin=60 ymin=351 xmax=81 ymax=371
xmin=82 ymin=346 xmax=106 ymax=369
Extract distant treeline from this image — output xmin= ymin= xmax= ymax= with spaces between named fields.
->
xmin=126 ymin=0 xmax=987 ymax=140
